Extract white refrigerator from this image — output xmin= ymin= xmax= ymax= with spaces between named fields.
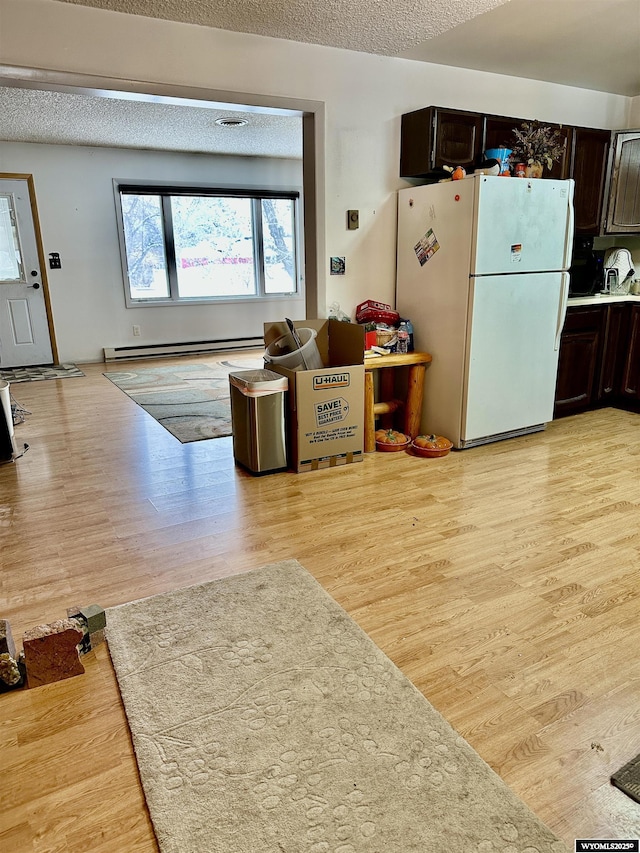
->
xmin=396 ymin=174 xmax=574 ymax=449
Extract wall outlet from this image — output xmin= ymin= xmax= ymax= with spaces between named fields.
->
xmin=132 ymin=325 xmax=141 ymax=337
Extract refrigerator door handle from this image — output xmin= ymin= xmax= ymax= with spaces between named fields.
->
xmin=562 ymin=182 xmax=575 ymax=271
xmin=554 ymin=272 xmax=570 ymax=351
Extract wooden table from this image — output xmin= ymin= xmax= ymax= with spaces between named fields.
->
xmin=364 ymin=351 xmax=432 ymax=452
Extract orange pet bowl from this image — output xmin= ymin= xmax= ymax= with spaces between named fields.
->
xmin=411 ymin=435 xmax=453 ymax=458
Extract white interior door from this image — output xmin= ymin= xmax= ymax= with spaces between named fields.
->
xmin=0 ymin=177 xmax=53 ymax=367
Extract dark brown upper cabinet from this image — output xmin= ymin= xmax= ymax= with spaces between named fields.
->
xmin=400 ymin=107 xmax=483 ymax=177
xmin=483 ymin=115 xmax=518 ymax=152
xmin=402 ymin=108 xmax=573 ymax=181
xmin=571 ymin=127 xmax=610 ymax=235
xmin=544 ymin=126 xmax=572 ymax=180
xmin=401 ymin=105 xmax=612 ymax=236
xmin=483 ymin=114 xmax=571 ymax=179
xmin=603 ymin=131 xmax=640 ymax=234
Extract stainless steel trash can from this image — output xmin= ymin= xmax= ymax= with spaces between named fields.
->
xmin=0 ymin=380 xmax=17 ymax=463
xmin=229 ymin=369 xmax=288 ymax=474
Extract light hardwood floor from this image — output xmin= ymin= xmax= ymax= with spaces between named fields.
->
xmin=1 ymin=356 xmax=639 ymax=851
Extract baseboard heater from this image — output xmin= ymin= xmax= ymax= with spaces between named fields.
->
xmin=103 ymin=336 xmax=265 ymax=362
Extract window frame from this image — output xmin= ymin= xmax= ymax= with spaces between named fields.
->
xmin=113 ymin=180 xmax=302 ymax=308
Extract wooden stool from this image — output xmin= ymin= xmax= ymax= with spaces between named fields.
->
xmin=364 ymin=352 xmax=432 ymax=452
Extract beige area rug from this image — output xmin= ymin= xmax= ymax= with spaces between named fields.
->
xmin=103 ymin=352 xmax=264 ymax=442
xmin=106 ymin=560 xmax=568 ymax=853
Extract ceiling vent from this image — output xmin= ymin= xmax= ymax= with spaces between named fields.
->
xmin=215 ymin=117 xmax=248 ymax=128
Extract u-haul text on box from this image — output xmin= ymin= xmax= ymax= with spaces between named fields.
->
xmin=313 ymin=373 xmax=351 ymax=389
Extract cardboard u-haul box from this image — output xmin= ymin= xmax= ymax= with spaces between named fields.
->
xmin=264 ymin=320 xmax=365 ymax=473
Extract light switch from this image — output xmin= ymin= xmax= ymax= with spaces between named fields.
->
xmin=347 ymin=210 xmax=359 ymax=230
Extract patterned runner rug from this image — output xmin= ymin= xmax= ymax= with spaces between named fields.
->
xmin=106 ymin=560 xmax=568 ymax=853
xmin=104 ymin=351 xmax=264 ymax=443
xmin=0 ymin=363 xmax=84 ymax=382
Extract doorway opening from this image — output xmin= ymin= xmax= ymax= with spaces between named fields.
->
xmin=0 ymin=66 xmax=325 ymax=363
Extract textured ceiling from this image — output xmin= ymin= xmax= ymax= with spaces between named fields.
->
xmin=50 ymin=0 xmax=640 ymax=97
xmin=0 ymin=86 xmax=303 ymax=158
xmin=52 ymin=0 xmax=511 ymax=54
xmin=1 ymin=0 xmax=638 ymax=160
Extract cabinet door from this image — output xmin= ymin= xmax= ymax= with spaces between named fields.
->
xmin=572 ymin=127 xmax=611 ymax=235
xmin=604 ymin=132 xmax=640 ymax=234
xmin=598 ymin=303 xmax=627 ymax=399
xmin=432 ymin=109 xmax=483 ymax=171
xmin=620 ymin=304 xmax=640 ymax=399
xmin=400 ymin=107 xmax=484 ymax=177
xmin=483 ymin=115 xmax=520 ymax=153
xmin=546 ymin=125 xmax=572 ymax=180
xmin=484 ymin=116 xmax=571 ymax=178
xmin=554 ymin=306 xmax=604 ymax=416
xmin=400 ymin=107 xmax=434 ymax=178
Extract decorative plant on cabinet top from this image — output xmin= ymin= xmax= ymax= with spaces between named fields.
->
xmin=510 ymin=121 xmax=566 ymax=177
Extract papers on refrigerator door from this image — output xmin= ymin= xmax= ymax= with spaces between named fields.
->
xmin=414 ymin=228 xmax=440 ymax=267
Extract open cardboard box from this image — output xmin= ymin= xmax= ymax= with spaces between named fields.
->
xmin=264 ymin=319 xmax=365 ymax=473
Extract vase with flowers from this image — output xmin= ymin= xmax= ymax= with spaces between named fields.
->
xmin=509 ymin=121 xmax=565 ymax=177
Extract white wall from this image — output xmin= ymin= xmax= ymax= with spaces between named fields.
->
xmin=0 ymin=0 xmax=633 ymax=359
xmin=0 ymin=142 xmax=304 ymax=362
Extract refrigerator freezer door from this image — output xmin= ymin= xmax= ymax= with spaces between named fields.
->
xmin=471 ymin=176 xmax=574 ymax=275
xmin=461 ymin=272 xmax=564 ymax=445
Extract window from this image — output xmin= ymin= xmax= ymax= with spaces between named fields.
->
xmin=116 ymin=184 xmax=300 ymax=305
xmin=0 ymin=194 xmax=24 ymax=283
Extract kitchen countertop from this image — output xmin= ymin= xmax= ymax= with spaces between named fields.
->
xmin=568 ymin=293 xmax=640 ymax=306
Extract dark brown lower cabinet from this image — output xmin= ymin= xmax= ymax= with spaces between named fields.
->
xmin=619 ymin=305 xmax=640 ymax=402
xmin=554 ymin=307 xmax=604 ymax=416
xmin=555 ymin=302 xmax=640 ymax=417
xmin=599 ymin=303 xmax=627 ymax=400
